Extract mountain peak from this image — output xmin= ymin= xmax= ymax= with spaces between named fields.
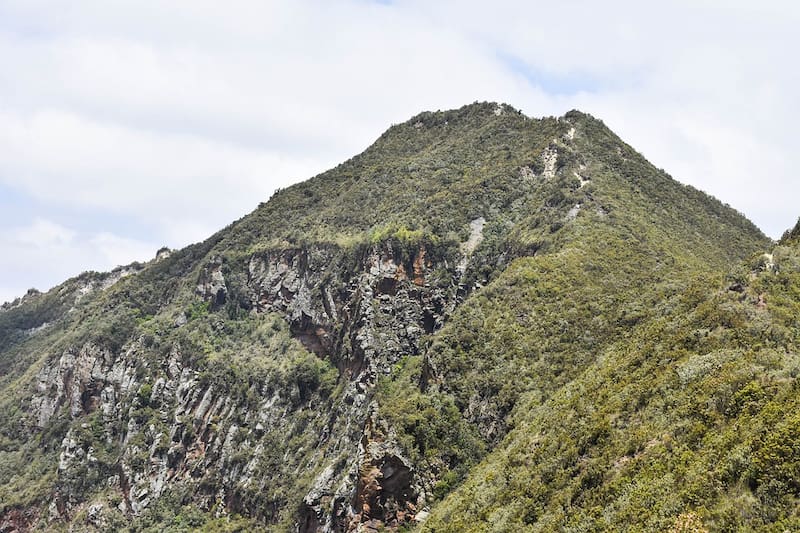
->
xmin=0 ymin=103 xmax=783 ymax=533
xmin=379 ymin=101 xmax=536 ymax=142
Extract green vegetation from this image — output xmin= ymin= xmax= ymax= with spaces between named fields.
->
xmin=371 ymin=109 xmax=771 ymax=531
xmin=0 ymin=102 xmax=788 ymax=531
xmin=418 ymin=227 xmax=800 ymax=531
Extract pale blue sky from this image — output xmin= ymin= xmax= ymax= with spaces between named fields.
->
xmin=1 ymin=0 xmax=798 ymax=304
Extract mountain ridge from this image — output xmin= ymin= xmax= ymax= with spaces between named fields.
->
xmin=0 ymin=102 xmax=766 ymax=307
xmin=0 ymin=103 xmax=789 ymax=532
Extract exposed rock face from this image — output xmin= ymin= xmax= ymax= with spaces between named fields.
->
xmin=155 ymin=247 xmax=172 ymax=262
xmin=244 ymin=243 xmax=463 ymax=531
xmin=32 ymin=344 xmax=138 ymax=428
xmin=25 ymin=239 xmax=469 ymax=531
xmin=300 ymin=413 xmax=422 ymax=533
xmin=349 ymin=415 xmax=419 ymax=532
xmin=31 ymin=335 xmax=330 ymax=524
xmin=245 ymin=244 xmax=454 ymax=383
xmin=197 ymin=256 xmax=228 ymax=309
xmin=540 ymin=143 xmax=559 ymax=179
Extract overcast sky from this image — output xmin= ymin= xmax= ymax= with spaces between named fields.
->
xmin=1 ymin=1 xmax=798 ymax=304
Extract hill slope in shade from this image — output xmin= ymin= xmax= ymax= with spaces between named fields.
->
xmin=0 ymin=103 xmax=783 ymax=532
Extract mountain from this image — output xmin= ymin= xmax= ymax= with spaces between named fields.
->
xmin=0 ymin=102 xmax=788 ymax=532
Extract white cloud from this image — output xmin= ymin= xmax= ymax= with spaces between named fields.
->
xmin=0 ymin=108 xmax=329 ymax=241
xmin=0 ymin=288 xmax=27 ymax=307
xmin=0 ymin=218 xmax=159 ymax=303
xmin=11 ymin=218 xmax=76 ymax=248
xmin=0 ymin=0 xmax=798 ymax=302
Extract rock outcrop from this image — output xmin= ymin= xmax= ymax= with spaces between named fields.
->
xmin=24 ymin=237 xmax=471 ymax=531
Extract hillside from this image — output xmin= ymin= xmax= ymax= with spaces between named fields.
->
xmin=422 ymin=227 xmax=800 ymax=531
xmin=0 ymin=103 xmax=778 ymax=532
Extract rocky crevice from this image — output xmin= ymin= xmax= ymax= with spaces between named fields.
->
xmin=23 ymin=235 xmax=485 ymax=531
xmin=244 ymin=242 xmax=463 ymax=531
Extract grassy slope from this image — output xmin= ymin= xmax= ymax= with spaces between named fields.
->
xmin=421 ymin=241 xmax=800 ymax=532
xmin=415 ymin=194 xmax=797 ymax=528
xmin=215 ymin=103 xmax=564 ymax=253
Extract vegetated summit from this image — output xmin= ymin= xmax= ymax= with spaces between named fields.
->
xmin=1 ymin=102 xmax=797 ymax=532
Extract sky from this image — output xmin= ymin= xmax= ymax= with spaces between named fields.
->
xmin=1 ymin=0 xmax=798 ymax=304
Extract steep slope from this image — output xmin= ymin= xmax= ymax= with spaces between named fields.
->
xmin=422 ymin=228 xmax=800 ymax=532
xmin=0 ymin=103 xmax=769 ymax=532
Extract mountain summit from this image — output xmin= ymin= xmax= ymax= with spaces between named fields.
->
xmin=3 ymin=103 xmax=797 ymax=532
